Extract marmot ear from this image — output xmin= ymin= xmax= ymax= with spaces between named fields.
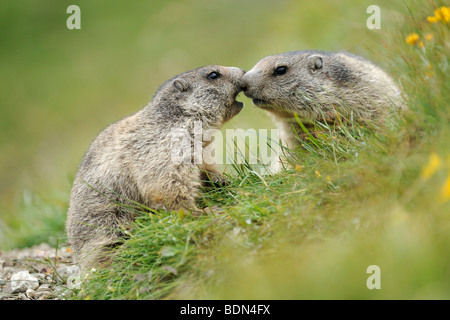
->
xmin=308 ymin=55 xmax=323 ymax=71
xmin=173 ymin=78 xmax=190 ymax=92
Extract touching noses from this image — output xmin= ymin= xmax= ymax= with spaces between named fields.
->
xmin=240 ymin=72 xmax=249 ymax=92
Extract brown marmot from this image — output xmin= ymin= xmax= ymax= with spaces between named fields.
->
xmin=240 ymin=50 xmax=405 ymax=170
xmin=66 ymin=66 xmax=245 ymax=269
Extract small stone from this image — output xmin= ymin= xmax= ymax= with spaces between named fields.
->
xmin=57 ymin=265 xmax=80 ymax=280
xmin=34 ymin=291 xmax=52 ymax=300
xmin=33 ymin=273 xmax=46 ymax=283
xmin=26 ymin=288 xmax=35 ymax=298
xmin=17 ymin=292 xmax=30 ymax=300
xmin=54 ymin=286 xmax=69 ymax=297
xmin=37 ymin=284 xmax=51 ymax=292
xmin=3 ymin=267 xmax=15 ymax=277
xmin=10 ymin=270 xmax=39 ymax=293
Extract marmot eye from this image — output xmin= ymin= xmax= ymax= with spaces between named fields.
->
xmin=274 ymin=66 xmax=288 ymax=76
xmin=207 ymin=72 xmax=221 ymax=80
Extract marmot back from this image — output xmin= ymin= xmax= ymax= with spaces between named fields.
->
xmin=66 ymin=66 xmax=245 ymax=269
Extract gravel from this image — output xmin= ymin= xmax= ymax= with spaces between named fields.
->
xmin=0 ymin=243 xmax=79 ymax=300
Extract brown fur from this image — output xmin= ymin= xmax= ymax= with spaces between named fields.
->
xmin=241 ymin=50 xmax=405 ymax=171
xmin=66 ymin=66 xmax=245 ymax=270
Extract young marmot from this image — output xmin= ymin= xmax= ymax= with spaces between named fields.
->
xmin=66 ymin=66 xmax=245 ymax=269
xmin=241 ymin=50 xmax=405 ymax=170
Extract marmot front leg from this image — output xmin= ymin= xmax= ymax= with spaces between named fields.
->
xmin=199 ymin=164 xmax=229 ymax=187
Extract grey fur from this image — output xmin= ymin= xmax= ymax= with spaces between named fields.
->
xmin=241 ymin=50 xmax=405 ymax=159
xmin=66 ymin=66 xmax=245 ymax=269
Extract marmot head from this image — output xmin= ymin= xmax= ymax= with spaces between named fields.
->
xmin=151 ymin=66 xmax=246 ymax=128
xmin=241 ymin=51 xmax=402 ymax=121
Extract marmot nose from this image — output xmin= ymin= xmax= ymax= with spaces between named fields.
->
xmin=239 ymin=76 xmax=248 ymax=92
xmin=240 ymin=70 xmax=252 ymax=92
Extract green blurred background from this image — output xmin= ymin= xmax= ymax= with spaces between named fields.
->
xmin=0 ymin=0 xmax=404 ymax=248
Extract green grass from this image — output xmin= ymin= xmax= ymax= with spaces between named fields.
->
xmin=73 ymin=114 xmax=450 ymax=299
xmin=2 ymin=0 xmax=450 ymax=299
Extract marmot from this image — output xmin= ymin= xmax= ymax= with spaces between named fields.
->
xmin=66 ymin=66 xmax=245 ymax=269
xmin=240 ymin=50 xmax=404 ymax=170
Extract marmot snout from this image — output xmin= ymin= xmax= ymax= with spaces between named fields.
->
xmin=66 ymin=65 xmax=245 ymax=269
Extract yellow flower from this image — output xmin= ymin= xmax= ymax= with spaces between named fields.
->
xmin=435 ymin=6 xmax=450 ymax=23
xmin=421 ymin=152 xmax=442 ymax=179
xmin=295 ymin=164 xmax=304 ymax=172
xmin=428 ymin=6 xmax=450 ymax=23
xmin=441 ymin=175 xmax=450 ymax=202
xmin=424 ymin=33 xmax=433 ymax=41
xmin=315 ymin=170 xmax=321 ymax=178
xmin=418 ymin=41 xmax=424 ymax=48
xmin=427 ymin=16 xmax=439 ymax=23
xmin=405 ymin=32 xmax=420 ymax=45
